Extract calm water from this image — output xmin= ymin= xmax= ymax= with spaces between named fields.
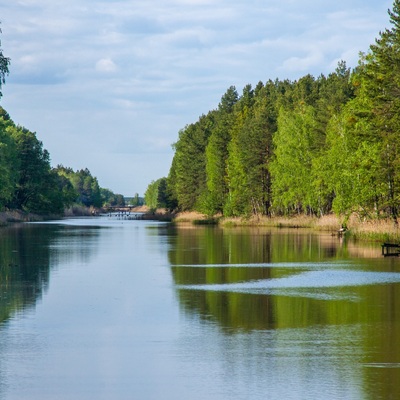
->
xmin=0 ymin=217 xmax=399 ymax=399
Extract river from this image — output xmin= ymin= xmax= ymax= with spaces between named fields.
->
xmin=0 ymin=216 xmax=399 ymax=399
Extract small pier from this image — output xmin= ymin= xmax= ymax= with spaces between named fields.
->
xmin=381 ymin=243 xmax=400 ymax=257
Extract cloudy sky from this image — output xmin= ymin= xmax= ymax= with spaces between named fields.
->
xmin=0 ymin=0 xmax=394 ymax=196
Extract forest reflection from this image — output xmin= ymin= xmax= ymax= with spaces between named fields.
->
xmin=169 ymin=227 xmax=387 ymax=328
xmin=169 ymin=225 xmax=400 ymax=400
xmin=0 ymin=223 xmax=101 ymax=325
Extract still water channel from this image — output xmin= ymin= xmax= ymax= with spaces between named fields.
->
xmin=0 ymin=216 xmax=399 ymax=399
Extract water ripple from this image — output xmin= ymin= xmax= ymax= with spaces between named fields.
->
xmin=177 ymin=270 xmax=400 ymax=293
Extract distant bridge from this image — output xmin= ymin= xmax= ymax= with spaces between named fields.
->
xmin=105 ymin=206 xmax=135 ymax=213
xmin=104 ymin=206 xmax=144 ymax=220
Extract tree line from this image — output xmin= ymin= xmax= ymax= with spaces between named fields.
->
xmin=146 ymin=0 xmax=400 ymax=224
xmin=0 ymin=108 xmax=125 ymax=214
xmin=0 ymin=107 xmax=126 ymax=214
xmin=0 ymin=28 xmax=126 ymax=215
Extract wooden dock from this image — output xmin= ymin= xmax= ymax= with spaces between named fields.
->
xmin=381 ymin=243 xmax=400 ymax=257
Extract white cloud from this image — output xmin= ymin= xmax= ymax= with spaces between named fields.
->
xmin=0 ymin=0 xmax=394 ymax=195
xmin=281 ymin=52 xmax=325 ymax=73
xmin=19 ymin=55 xmax=36 ymax=66
xmin=95 ymin=58 xmax=118 ymax=73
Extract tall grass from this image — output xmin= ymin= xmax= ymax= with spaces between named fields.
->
xmin=0 ymin=210 xmax=44 ymax=225
xmin=168 ymin=211 xmax=400 ymax=242
xmin=347 ymin=217 xmax=400 ymax=242
xmin=220 ymin=214 xmax=340 ymax=230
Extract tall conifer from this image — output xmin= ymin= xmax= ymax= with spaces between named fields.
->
xmin=361 ymin=0 xmax=400 ymax=221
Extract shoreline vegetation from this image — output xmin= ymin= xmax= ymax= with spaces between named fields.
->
xmin=0 ymin=205 xmax=100 ymax=226
xmin=137 ymin=207 xmax=400 ymax=243
xmin=2 ymin=5 xmax=400 ymax=246
xmin=142 ymin=2 xmax=400 ymax=249
xmin=1 ymin=206 xmax=399 ymax=243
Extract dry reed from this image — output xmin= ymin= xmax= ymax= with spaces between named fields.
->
xmin=137 ymin=208 xmax=400 ymax=242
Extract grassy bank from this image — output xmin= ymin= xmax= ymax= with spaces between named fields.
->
xmin=142 ymin=208 xmax=400 ymax=243
xmin=64 ymin=205 xmax=98 ymax=217
xmin=0 ymin=210 xmax=48 ymax=226
xmin=172 ymin=211 xmax=339 ymax=230
xmin=226 ymin=214 xmax=400 ymax=241
xmin=221 ymin=214 xmax=400 ymax=242
xmin=0 ymin=205 xmax=99 ymax=227
xmin=3 ymin=205 xmax=398 ymax=243
xmin=345 ymin=217 xmax=400 ymax=242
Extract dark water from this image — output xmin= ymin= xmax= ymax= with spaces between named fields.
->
xmin=0 ymin=217 xmax=399 ymax=399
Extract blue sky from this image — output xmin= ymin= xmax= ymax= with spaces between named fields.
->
xmin=0 ymin=0 xmax=394 ymax=196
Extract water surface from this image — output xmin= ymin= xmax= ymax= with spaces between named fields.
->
xmin=0 ymin=218 xmax=399 ymax=399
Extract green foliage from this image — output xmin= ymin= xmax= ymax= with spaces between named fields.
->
xmin=0 ymin=26 xmax=10 ymax=99
xmin=204 ymin=87 xmax=239 ymax=214
xmin=55 ymin=173 xmax=77 ymax=208
xmin=0 ymin=26 xmax=125 ymax=215
xmin=129 ymin=193 xmax=143 ymax=207
xmin=356 ymin=0 xmax=400 ymax=220
xmin=322 ymin=93 xmax=381 ymax=218
xmin=0 ymin=116 xmax=18 ymax=208
xmin=0 ymin=108 xmax=110 ymax=215
xmin=56 ymin=166 xmax=103 ymax=208
xmin=144 ymin=177 xmax=170 ymax=211
xmin=160 ymin=64 xmax=357 ymax=218
xmin=0 ymin=20 xmax=121 ymax=216
xmin=170 ymin=113 xmax=214 ymax=211
xmin=7 ymin=125 xmax=65 ymax=214
xmin=271 ymin=105 xmax=318 ymax=214
xmin=227 ymin=82 xmax=276 ymax=216
xmin=144 ymin=180 xmax=158 ymax=211
xmin=100 ymin=188 xmax=125 ymax=207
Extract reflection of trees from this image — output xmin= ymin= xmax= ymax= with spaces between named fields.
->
xmin=0 ymin=223 xmax=101 ymax=325
xmin=169 ymin=227 xmax=391 ymax=330
xmin=49 ymin=225 xmax=102 ymax=265
xmin=169 ymin=226 xmax=357 ymax=331
xmin=169 ymin=226 xmax=400 ymax=398
xmin=0 ymin=224 xmax=53 ymax=323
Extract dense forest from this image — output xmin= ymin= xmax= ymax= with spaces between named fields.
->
xmin=0 ymin=108 xmax=125 ymax=214
xmin=146 ymin=1 xmax=400 ymax=224
xmin=0 ymin=35 xmax=124 ymax=215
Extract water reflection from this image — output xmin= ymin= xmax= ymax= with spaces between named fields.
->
xmin=0 ymin=223 xmax=101 ymax=325
xmin=169 ymin=226 xmax=400 ymax=328
xmin=0 ymin=219 xmax=398 ymax=400
xmin=169 ymin=225 xmax=400 ymax=400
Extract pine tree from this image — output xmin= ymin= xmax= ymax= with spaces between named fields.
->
xmin=171 ymin=112 xmax=214 ymax=211
xmin=204 ymin=87 xmax=238 ymax=214
xmin=214 ymin=82 xmax=279 ymax=217
xmin=0 ymin=25 xmax=10 ymax=99
xmin=357 ymin=0 xmax=400 ymax=221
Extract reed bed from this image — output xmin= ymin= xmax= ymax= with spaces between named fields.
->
xmin=347 ymin=217 xmax=400 ymax=242
xmin=0 ymin=210 xmax=44 ymax=225
xmin=138 ymin=208 xmax=400 ymax=243
xmin=220 ymin=214 xmax=340 ymax=231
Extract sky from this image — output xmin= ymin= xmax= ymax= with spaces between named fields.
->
xmin=0 ymin=0 xmax=394 ymax=196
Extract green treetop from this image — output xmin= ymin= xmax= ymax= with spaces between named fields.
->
xmin=0 ymin=25 xmax=10 ymax=99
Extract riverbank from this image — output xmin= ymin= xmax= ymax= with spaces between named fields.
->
xmin=136 ymin=207 xmax=400 ymax=242
xmin=220 ymin=214 xmax=400 ymax=242
xmin=0 ymin=205 xmax=97 ymax=227
xmin=3 ymin=206 xmax=399 ymax=242
xmin=0 ymin=210 xmax=49 ymax=226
